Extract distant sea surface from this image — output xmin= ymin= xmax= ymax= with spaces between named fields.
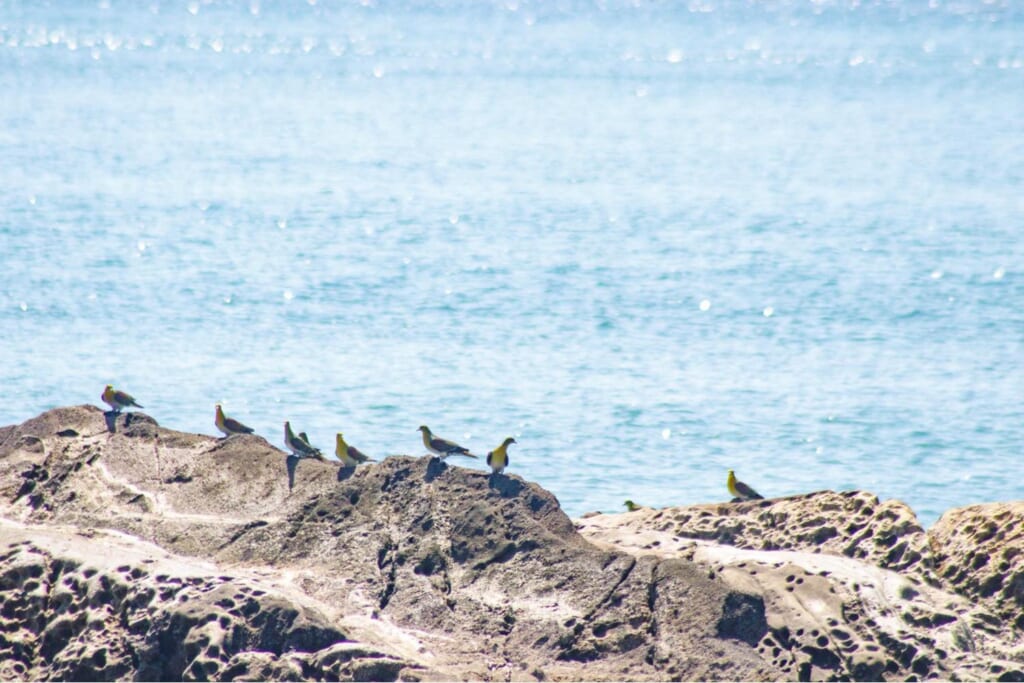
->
xmin=2 ymin=0 xmax=1022 ymax=526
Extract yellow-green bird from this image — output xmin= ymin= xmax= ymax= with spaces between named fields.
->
xmin=624 ymin=500 xmax=642 ymax=512
xmin=284 ymin=421 xmax=325 ymax=461
xmin=417 ymin=425 xmax=477 ymax=459
xmin=101 ymin=384 xmax=143 ymax=413
xmin=336 ymin=433 xmax=376 ymax=468
xmin=727 ymin=469 xmax=764 ymax=501
xmin=215 ymin=404 xmax=254 ymax=437
xmin=486 ymin=437 xmax=515 ymax=474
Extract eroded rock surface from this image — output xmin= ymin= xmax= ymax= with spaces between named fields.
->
xmin=0 ymin=406 xmax=776 ymax=681
xmin=2 ymin=406 xmax=1022 ymax=682
xmin=578 ymin=494 xmax=1024 ymax=682
xmin=599 ymin=491 xmax=936 ymax=582
xmin=930 ymin=503 xmax=1024 ymax=635
xmin=0 ymin=522 xmax=406 ymax=682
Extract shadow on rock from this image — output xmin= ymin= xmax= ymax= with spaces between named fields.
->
xmin=119 ymin=412 xmax=158 ymax=438
xmin=488 ymin=472 xmax=527 ymax=498
xmin=337 ymin=466 xmax=355 ymax=482
xmin=716 ymin=592 xmax=768 ymax=646
xmin=286 ymin=455 xmax=299 ymax=491
xmin=103 ymin=411 xmax=117 ymax=433
xmin=424 ymin=457 xmax=447 ymax=482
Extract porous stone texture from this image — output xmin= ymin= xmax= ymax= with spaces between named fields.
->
xmin=578 ymin=495 xmax=1024 ymax=682
xmin=930 ymin=503 xmax=1024 ymax=635
xmin=0 ymin=406 xmax=774 ymax=681
xmin=1 ymin=405 xmax=1022 ymax=682
xmin=0 ymin=523 xmax=405 ymax=682
xmin=609 ymin=491 xmax=937 ymax=583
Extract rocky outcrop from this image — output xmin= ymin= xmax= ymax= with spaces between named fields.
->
xmin=0 ymin=406 xmax=775 ymax=681
xmin=0 ymin=405 xmax=1021 ymax=681
xmin=578 ymin=496 xmax=1024 ymax=682
xmin=0 ymin=522 xmax=403 ymax=681
xmin=930 ymin=503 xmax=1024 ymax=634
xmin=599 ymin=491 xmax=936 ymax=582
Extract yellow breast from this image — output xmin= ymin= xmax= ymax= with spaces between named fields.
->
xmin=727 ymin=473 xmax=739 ymax=497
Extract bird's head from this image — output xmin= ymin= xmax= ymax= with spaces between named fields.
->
xmin=418 ymin=425 xmax=430 ymax=434
xmin=503 ymin=437 xmax=517 ymax=447
xmin=103 ymin=384 xmax=113 ymax=395
xmin=336 ymin=432 xmax=346 ymax=447
xmin=624 ymin=499 xmax=637 ymax=511
xmin=727 ymin=469 xmax=736 ymax=481
xmin=215 ymin=403 xmax=223 ymax=414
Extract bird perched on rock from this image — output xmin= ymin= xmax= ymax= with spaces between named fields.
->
xmin=418 ymin=425 xmax=477 ymax=459
xmin=486 ymin=437 xmax=516 ymax=474
xmin=284 ymin=421 xmax=325 ymax=461
xmin=623 ymin=499 xmax=642 ymax=512
xmin=214 ymin=404 xmax=254 ymax=437
xmin=727 ymin=469 xmax=764 ymax=501
xmin=101 ymin=384 xmax=143 ymax=413
xmin=336 ymin=433 xmax=375 ymax=468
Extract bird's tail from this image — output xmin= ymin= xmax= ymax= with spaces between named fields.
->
xmin=456 ymin=451 xmax=478 ymax=459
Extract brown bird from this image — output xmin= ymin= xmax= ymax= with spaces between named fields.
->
xmin=284 ymin=421 xmax=325 ymax=461
xmin=336 ymin=433 xmax=376 ymax=467
xmin=215 ymin=404 xmax=254 ymax=437
xmin=417 ymin=425 xmax=477 ymax=459
xmin=101 ymin=384 xmax=143 ymax=413
xmin=727 ymin=469 xmax=764 ymax=501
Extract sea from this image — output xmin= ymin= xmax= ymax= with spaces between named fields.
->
xmin=2 ymin=0 xmax=1022 ymax=527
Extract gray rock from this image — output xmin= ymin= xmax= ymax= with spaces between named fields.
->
xmin=0 ymin=406 xmax=773 ymax=681
xmin=1 ymin=405 xmax=1021 ymax=681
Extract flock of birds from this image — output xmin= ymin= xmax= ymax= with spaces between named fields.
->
xmin=101 ymin=384 xmax=762 ymax=504
xmin=100 ymin=385 xmax=516 ymax=476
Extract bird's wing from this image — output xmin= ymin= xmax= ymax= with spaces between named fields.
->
xmin=486 ymin=451 xmax=493 ymax=466
xmin=431 ymin=435 xmax=469 ymax=453
xmin=224 ymin=417 xmax=254 ymax=434
xmin=289 ymin=434 xmax=316 ymax=456
xmin=735 ymin=481 xmax=764 ymax=500
xmin=349 ymin=446 xmax=374 ymax=463
xmin=115 ymin=390 xmax=141 ymax=407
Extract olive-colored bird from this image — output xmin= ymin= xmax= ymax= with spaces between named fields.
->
xmin=727 ymin=469 xmax=764 ymax=501
xmin=486 ymin=437 xmax=516 ymax=474
xmin=214 ymin=404 xmax=254 ymax=437
xmin=284 ymin=421 xmax=325 ymax=461
xmin=623 ymin=499 xmax=642 ymax=512
xmin=336 ymin=433 xmax=376 ymax=468
xmin=101 ymin=384 xmax=143 ymax=413
xmin=417 ymin=425 xmax=477 ymax=459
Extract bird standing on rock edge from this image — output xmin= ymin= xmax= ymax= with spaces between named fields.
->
xmin=418 ymin=425 xmax=477 ymax=460
xmin=727 ymin=469 xmax=764 ymax=501
xmin=215 ymin=404 xmax=254 ymax=437
xmin=336 ymin=433 xmax=376 ymax=468
xmin=101 ymin=385 xmax=143 ymax=413
xmin=486 ymin=437 xmax=516 ymax=474
xmin=284 ymin=421 xmax=325 ymax=461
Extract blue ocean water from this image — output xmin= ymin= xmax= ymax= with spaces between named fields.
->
xmin=2 ymin=0 xmax=1022 ymax=526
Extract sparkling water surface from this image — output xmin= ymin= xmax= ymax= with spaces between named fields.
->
xmin=2 ymin=0 xmax=1022 ymax=526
